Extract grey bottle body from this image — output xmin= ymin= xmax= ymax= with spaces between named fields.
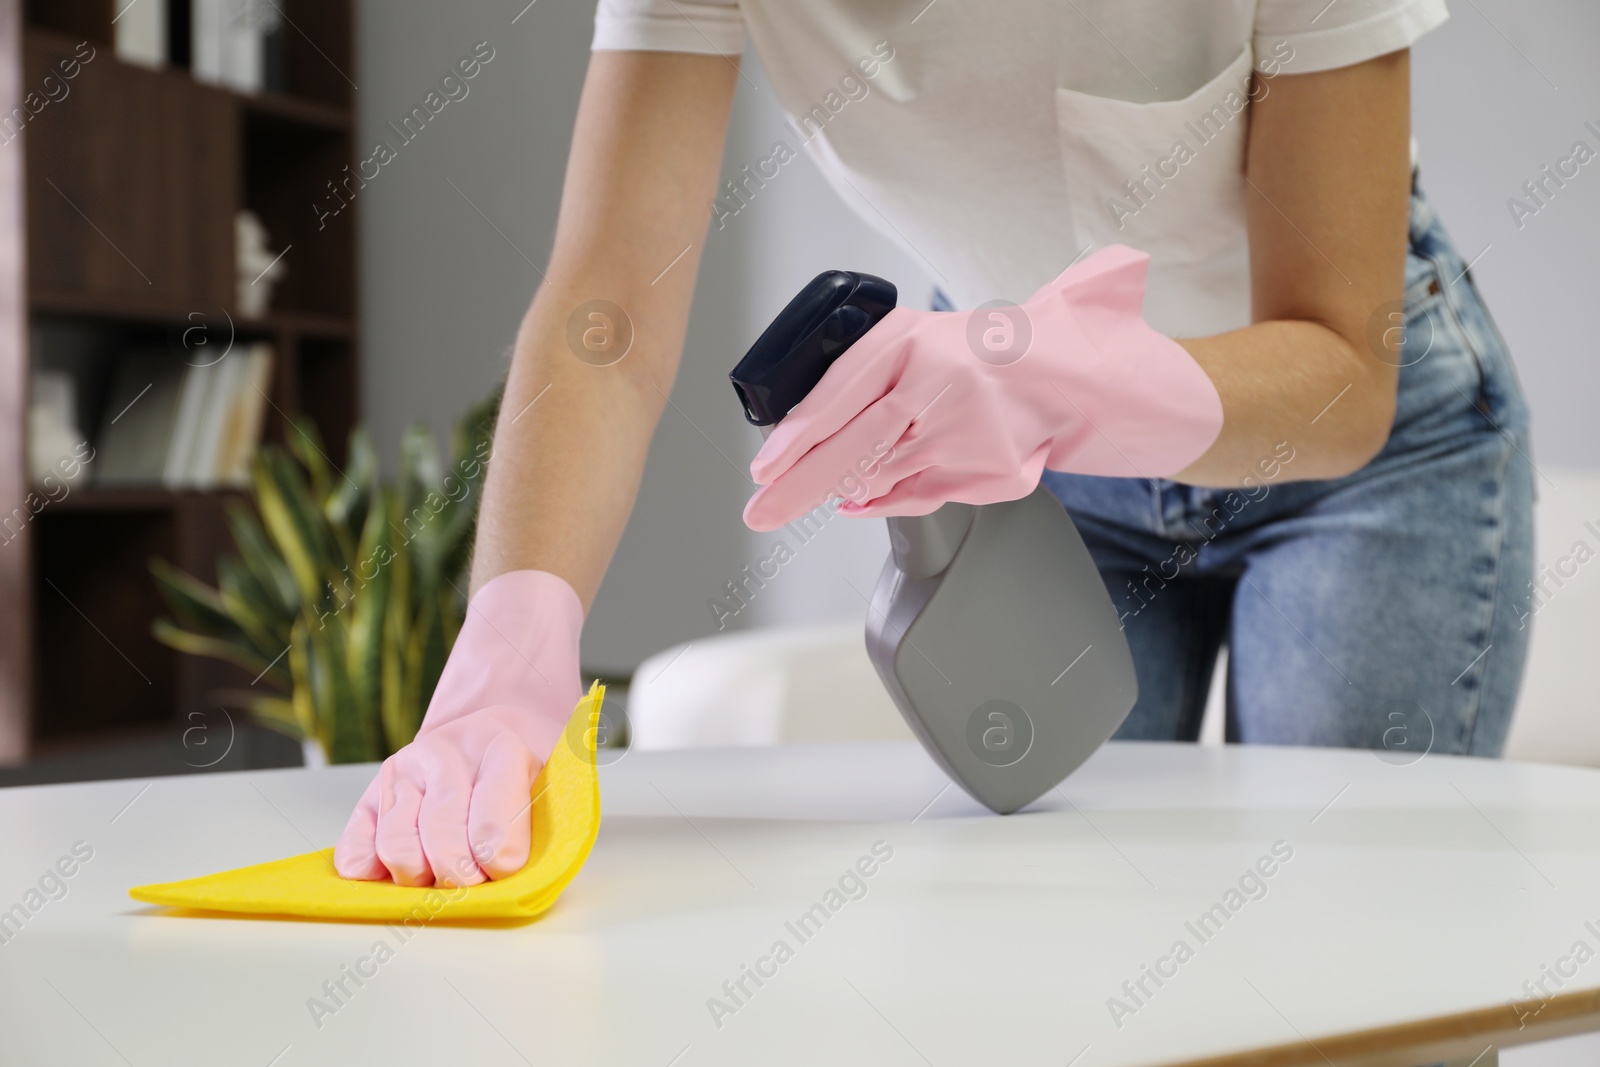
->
xmin=865 ymin=489 xmax=1138 ymax=814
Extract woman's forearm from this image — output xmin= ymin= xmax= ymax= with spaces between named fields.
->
xmin=466 ymin=51 xmax=739 ymax=607
xmin=1172 ymin=50 xmax=1412 ymax=490
xmin=1173 ymin=317 xmax=1397 ymax=488
xmin=468 ymin=278 xmax=676 ymax=608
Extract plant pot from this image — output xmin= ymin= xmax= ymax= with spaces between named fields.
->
xmin=302 ymin=739 xmax=329 ymax=769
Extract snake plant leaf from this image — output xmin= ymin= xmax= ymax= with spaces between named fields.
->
xmin=246 ymin=696 xmax=305 ymax=741
xmin=285 ymin=415 xmax=335 ymax=505
xmin=396 ymin=424 xmax=450 ymax=609
xmin=259 ymin=447 xmax=350 ymax=614
xmin=149 ymin=558 xmax=241 ymax=640
xmin=278 ymin=447 xmax=342 ymax=564
xmin=153 ymin=618 xmax=277 ymax=679
xmin=344 ymin=487 xmax=394 ymax=756
xmin=380 ymin=493 xmax=418 ymax=754
xmin=417 ymin=589 xmax=450 ymax=721
xmin=400 ymin=584 xmax=438 ymax=749
xmin=326 ymin=426 xmax=378 ymax=538
xmin=439 ymin=389 xmax=497 ymax=578
xmin=223 ymin=500 xmax=299 ymax=617
xmin=283 ymin=416 xmax=358 ymax=569
xmin=285 ymin=417 xmax=359 ymax=578
xmin=206 ymin=690 xmax=305 ymax=740
xmin=397 ymin=423 xmax=442 ymax=516
xmin=253 ymin=450 xmax=331 ymax=608
xmin=438 ymin=510 xmax=477 ymax=584
xmin=217 ymin=557 xmax=291 ymax=664
xmin=305 ymin=613 xmax=378 ymax=763
xmin=288 ymin=618 xmax=320 ymax=749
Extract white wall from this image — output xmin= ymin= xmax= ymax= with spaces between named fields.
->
xmin=357 ymin=0 xmax=1598 ymax=672
xmin=1410 ymin=0 xmax=1600 ymax=471
xmin=356 ymin=1 xmax=757 ymax=674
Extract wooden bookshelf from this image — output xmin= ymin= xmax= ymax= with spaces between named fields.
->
xmin=0 ymin=0 xmax=358 ymax=761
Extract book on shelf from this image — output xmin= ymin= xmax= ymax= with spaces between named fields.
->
xmin=192 ymin=0 xmax=285 ymax=93
xmin=93 ymin=351 xmax=185 ymax=486
xmin=213 ymin=344 xmax=275 ymax=486
xmin=95 ymin=343 xmax=275 ymax=490
xmin=162 ymin=353 xmax=214 ymax=486
xmin=113 ymin=0 xmax=168 ymax=69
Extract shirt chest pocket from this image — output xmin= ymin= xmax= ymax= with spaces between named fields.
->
xmin=1055 ymin=44 xmax=1255 ymax=264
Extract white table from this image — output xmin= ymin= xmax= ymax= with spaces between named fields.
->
xmin=1 ymin=740 xmax=1598 ymax=1067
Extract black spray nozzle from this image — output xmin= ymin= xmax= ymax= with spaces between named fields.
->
xmin=730 ymin=270 xmax=897 ymax=426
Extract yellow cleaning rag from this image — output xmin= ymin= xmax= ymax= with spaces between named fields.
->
xmin=129 ymin=682 xmax=605 ymax=922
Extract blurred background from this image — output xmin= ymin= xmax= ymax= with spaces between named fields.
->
xmin=1 ymin=2 xmax=1598 ymax=1059
xmin=0 ymin=0 xmax=1595 ymax=792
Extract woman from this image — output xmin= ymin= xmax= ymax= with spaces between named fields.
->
xmin=336 ymin=0 xmax=1532 ymax=888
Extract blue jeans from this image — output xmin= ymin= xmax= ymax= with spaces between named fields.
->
xmin=1037 ymin=178 xmax=1534 ymax=755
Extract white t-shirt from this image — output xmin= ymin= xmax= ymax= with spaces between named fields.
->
xmin=593 ymin=0 xmax=1447 ymax=336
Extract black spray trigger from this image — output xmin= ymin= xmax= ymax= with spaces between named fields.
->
xmin=729 ymin=270 xmax=896 ymax=427
xmin=820 ymin=304 xmax=874 ymax=360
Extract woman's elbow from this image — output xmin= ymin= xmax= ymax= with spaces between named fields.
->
xmin=1329 ymin=369 xmax=1398 ymax=476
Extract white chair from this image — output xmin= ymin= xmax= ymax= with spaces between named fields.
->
xmin=1503 ymin=465 xmax=1600 ymax=765
xmin=629 ymin=467 xmax=1600 ymax=762
xmin=628 ymin=622 xmax=909 ymax=749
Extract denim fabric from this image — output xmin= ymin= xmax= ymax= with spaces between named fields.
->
xmin=1017 ymin=178 xmax=1535 ymax=755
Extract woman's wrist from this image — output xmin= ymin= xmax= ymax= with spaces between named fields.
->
xmin=417 ymin=569 xmax=586 ymax=736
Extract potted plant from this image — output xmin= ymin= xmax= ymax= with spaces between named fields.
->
xmin=150 ymin=394 xmax=498 ymax=764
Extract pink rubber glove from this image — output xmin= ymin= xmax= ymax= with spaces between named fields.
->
xmin=334 ymin=569 xmax=584 ymax=887
xmin=743 ymin=245 xmax=1223 ymax=531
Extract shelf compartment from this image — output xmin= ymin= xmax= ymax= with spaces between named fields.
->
xmin=296 ymin=336 xmax=357 ymax=466
xmin=24 ymin=31 xmax=238 ymax=313
xmin=33 ymin=506 xmax=179 ymax=738
xmin=242 ymin=108 xmax=354 ymax=319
